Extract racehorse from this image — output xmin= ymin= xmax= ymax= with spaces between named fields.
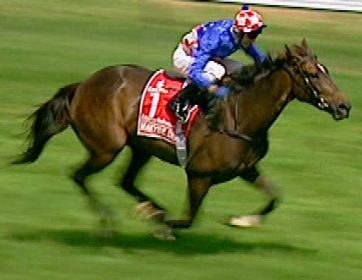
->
xmin=13 ymin=39 xmax=351 ymax=240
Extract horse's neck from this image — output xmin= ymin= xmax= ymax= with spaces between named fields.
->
xmin=231 ymin=69 xmax=292 ymax=136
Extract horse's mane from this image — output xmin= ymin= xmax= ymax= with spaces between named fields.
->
xmin=227 ymin=42 xmax=312 ymax=90
xmin=210 ymin=48 xmax=281 ymax=131
xmin=227 ymin=55 xmax=285 ymax=90
xmin=212 ymin=39 xmax=324 ymax=130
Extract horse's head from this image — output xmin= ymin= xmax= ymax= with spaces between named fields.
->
xmin=282 ymin=39 xmax=351 ymax=120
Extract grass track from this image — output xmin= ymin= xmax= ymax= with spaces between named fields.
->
xmin=0 ymin=1 xmax=361 ymax=279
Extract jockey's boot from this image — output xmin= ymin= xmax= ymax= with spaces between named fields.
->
xmin=204 ymin=93 xmax=217 ymax=116
xmin=204 ymin=93 xmax=220 ymax=128
xmin=169 ymin=83 xmax=199 ymax=122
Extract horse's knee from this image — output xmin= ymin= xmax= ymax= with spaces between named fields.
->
xmin=255 ymin=175 xmax=280 ymax=199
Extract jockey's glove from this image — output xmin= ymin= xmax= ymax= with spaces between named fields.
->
xmin=258 ymin=54 xmax=274 ymax=70
xmin=215 ymin=86 xmax=230 ymax=98
xmin=207 ymin=84 xmax=230 ymax=98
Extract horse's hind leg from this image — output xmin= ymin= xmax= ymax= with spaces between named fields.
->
xmin=229 ymin=166 xmax=281 ymax=228
xmin=119 ymin=148 xmax=175 ymax=240
xmin=72 ymin=151 xmax=119 ymax=234
xmin=120 ymin=148 xmax=165 ymax=223
xmin=167 ymin=176 xmax=212 ymax=229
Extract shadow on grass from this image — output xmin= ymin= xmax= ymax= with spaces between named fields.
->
xmin=8 ymin=228 xmax=318 ymax=256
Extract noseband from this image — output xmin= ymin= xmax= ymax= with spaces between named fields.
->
xmin=284 ymin=58 xmax=329 ymax=109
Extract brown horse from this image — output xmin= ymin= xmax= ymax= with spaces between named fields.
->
xmin=13 ymin=39 xmax=351 ymax=239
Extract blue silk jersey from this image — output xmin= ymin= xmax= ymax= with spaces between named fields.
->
xmin=188 ymin=19 xmax=267 ymax=89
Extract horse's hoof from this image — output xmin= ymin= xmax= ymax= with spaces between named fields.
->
xmin=134 ymin=201 xmax=153 ymax=217
xmin=134 ymin=201 xmax=165 ymax=222
xmin=152 ymin=225 xmax=176 ymax=241
xmin=228 ymin=215 xmax=263 ymax=228
xmin=98 ymin=217 xmax=117 ymax=238
xmin=98 ymin=226 xmax=117 ymax=238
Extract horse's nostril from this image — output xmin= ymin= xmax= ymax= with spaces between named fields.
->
xmin=338 ymin=103 xmax=351 ymax=116
xmin=339 ymin=103 xmax=349 ymax=110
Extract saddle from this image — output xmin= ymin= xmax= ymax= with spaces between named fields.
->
xmin=164 ymin=70 xmax=187 ymax=80
xmin=136 ymin=69 xmax=200 ymax=145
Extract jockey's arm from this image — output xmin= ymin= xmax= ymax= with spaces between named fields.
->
xmin=189 ymin=54 xmax=223 ymax=95
xmin=244 ymin=43 xmax=267 ymax=65
xmin=189 ymin=31 xmax=221 ymax=93
xmin=189 ymin=51 xmax=213 ymax=90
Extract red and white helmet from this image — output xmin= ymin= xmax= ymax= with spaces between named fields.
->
xmin=234 ymin=5 xmax=265 ymax=33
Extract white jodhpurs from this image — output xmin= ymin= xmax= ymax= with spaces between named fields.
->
xmin=172 ymin=44 xmax=226 ymax=83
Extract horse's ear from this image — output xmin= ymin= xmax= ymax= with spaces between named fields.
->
xmin=285 ymin=44 xmax=293 ymax=57
xmin=301 ymin=38 xmax=314 ymax=56
xmin=301 ymin=38 xmax=308 ymax=49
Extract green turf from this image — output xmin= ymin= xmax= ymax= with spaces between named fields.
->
xmin=0 ymin=1 xmax=361 ymax=279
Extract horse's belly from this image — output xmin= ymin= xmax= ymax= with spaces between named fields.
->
xmin=188 ymin=137 xmax=268 ymax=180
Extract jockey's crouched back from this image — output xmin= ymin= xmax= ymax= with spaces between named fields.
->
xmin=169 ymin=4 xmax=269 ymax=123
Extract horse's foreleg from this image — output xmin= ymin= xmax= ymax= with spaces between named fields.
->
xmin=167 ymin=176 xmax=212 ymax=229
xmin=229 ymin=167 xmax=281 ymax=228
xmin=72 ymin=152 xmax=118 ymax=234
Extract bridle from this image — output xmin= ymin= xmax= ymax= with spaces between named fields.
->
xmin=283 ymin=57 xmax=329 ymax=110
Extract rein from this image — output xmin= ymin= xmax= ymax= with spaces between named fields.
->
xmin=217 ymin=127 xmax=253 ymax=142
xmin=213 ymin=64 xmax=275 ymax=143
xmin=214 ymin=87 xmax=253 ymax=142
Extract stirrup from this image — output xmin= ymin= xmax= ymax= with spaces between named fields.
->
xmin=174 ymin=102 xmax=190 ymax=123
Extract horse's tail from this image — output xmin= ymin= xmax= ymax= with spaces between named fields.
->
xmin=12 ymin=83 xmax=80 ymax=164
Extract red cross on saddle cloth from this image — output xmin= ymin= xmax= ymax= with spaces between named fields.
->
xmin=137 ymin=69 xmax=200 ymax=144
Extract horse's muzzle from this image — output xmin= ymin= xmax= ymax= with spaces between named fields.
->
xmin=331 ymin=102 xmax=351 ymax=120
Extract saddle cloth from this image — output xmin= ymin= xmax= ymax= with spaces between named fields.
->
xmin=137 ymin=69 xmax=200 ymax=144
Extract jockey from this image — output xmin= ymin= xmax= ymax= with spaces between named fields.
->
xmin=170 ymin=4 xmax=269 ymax=122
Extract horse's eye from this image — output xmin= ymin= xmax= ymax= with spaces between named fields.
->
xmin=304 ymin=71 xmax=318 ymax=78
